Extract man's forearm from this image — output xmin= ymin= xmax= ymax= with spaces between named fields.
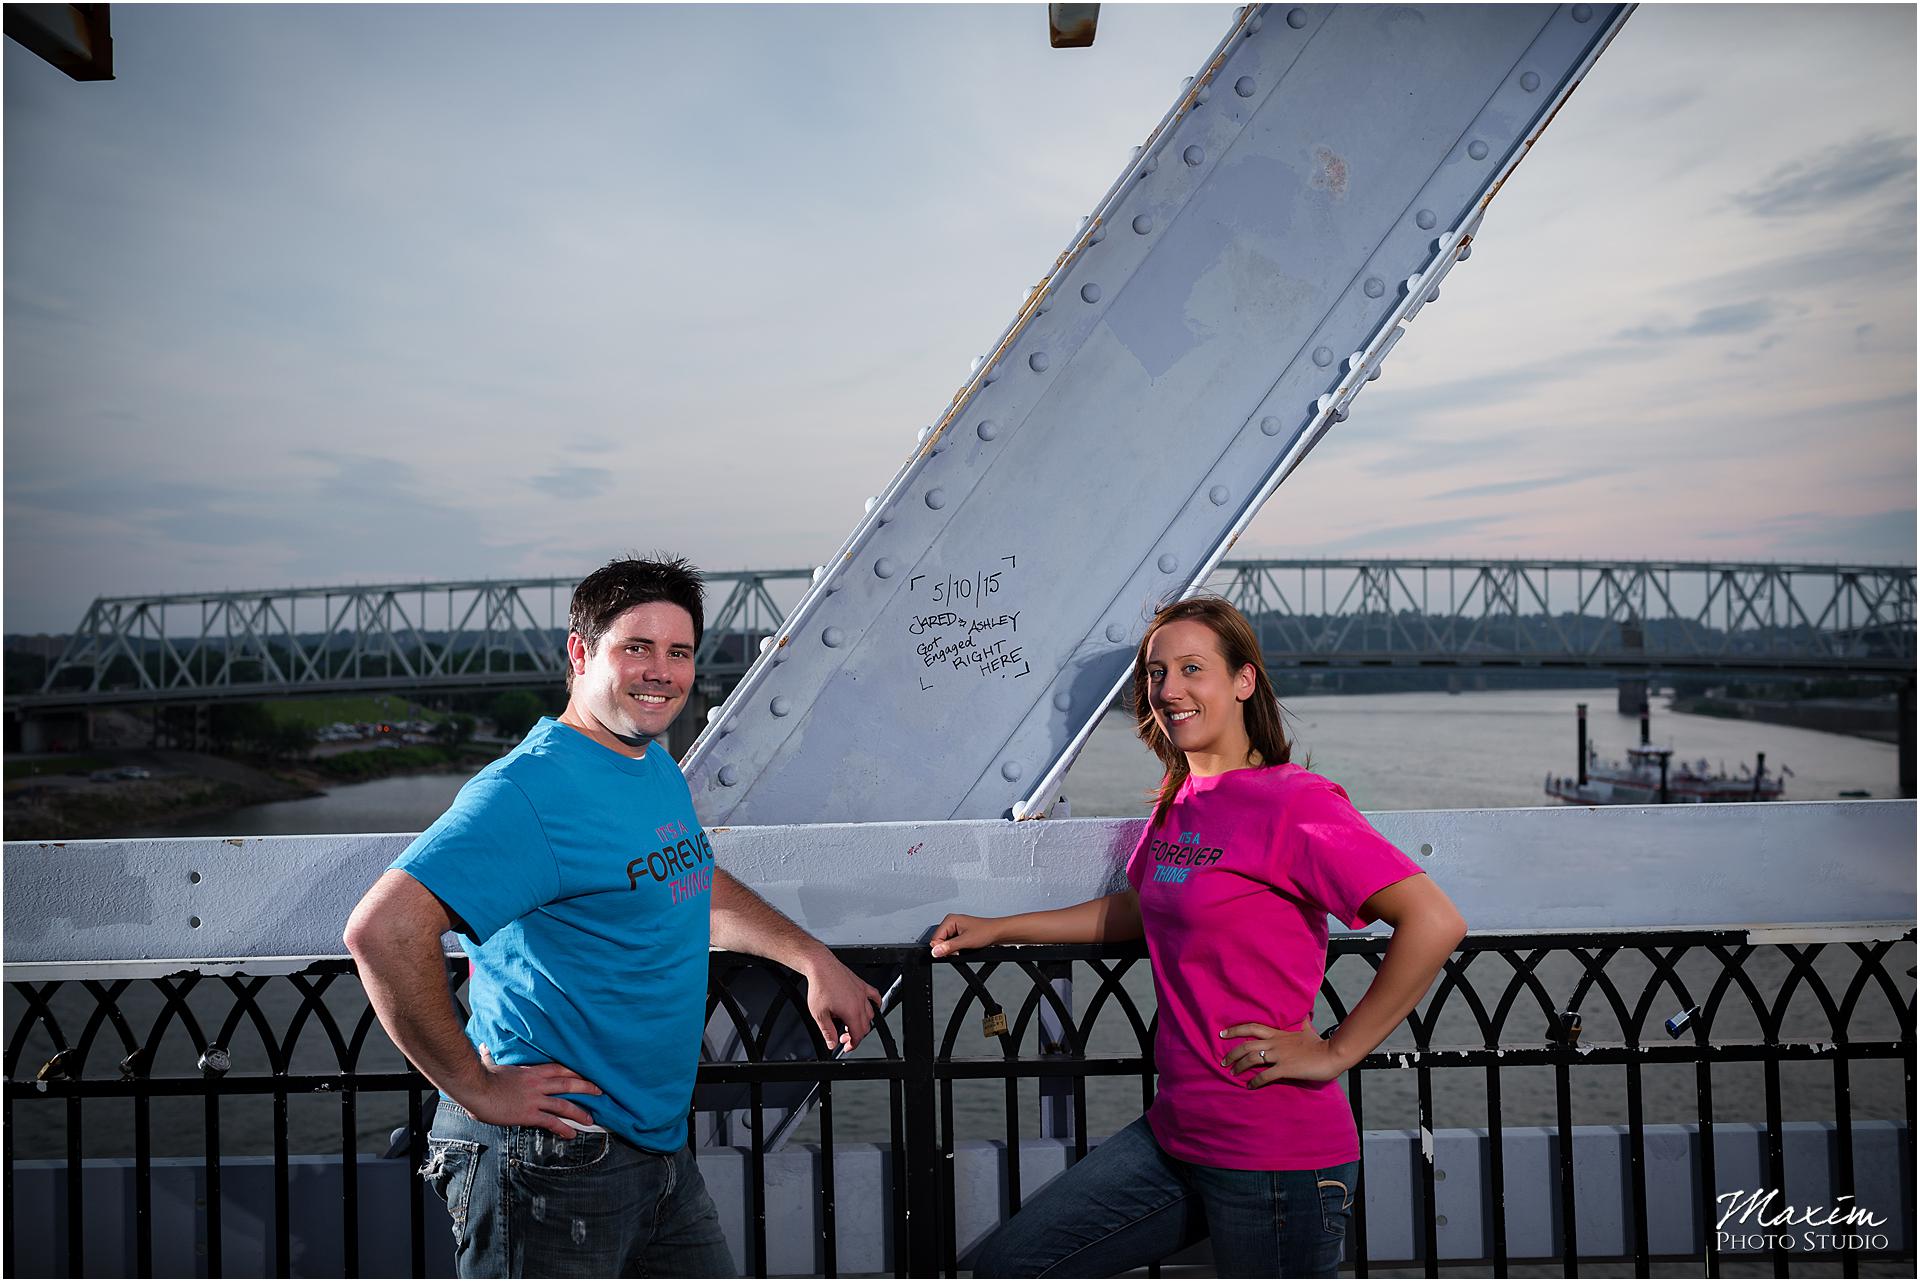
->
xmin=710 ymin=868 xmax=830 ymax=971
xmin=350 ymin=926 xmax=488 ymax=1104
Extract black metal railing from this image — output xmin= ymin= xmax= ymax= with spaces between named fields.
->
xmin=5 ymin=931 xmax=1914 ymax=1278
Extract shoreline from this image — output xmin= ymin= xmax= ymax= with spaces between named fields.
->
xmin=3 ymin=745 xmax=494 ymax=841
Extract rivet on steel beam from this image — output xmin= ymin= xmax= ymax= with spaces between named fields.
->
xmin=822 ymin=627 xmax=845 ymax=648
xmin=968 ymin=356 xmax=984 ymax=375
xmin=1364 ymin=277 xmax=1385 ymax=298
xmin=1159 ymin=554 xmax=1180 ymax=574
xmin=875 ymin=557 xmax=896 ymax=578
xmin=1080 ymin=283 xmax=1101 ymax=303
xmin=1572 ymin=4 xmax=1593 ymax=22
xmin=1468 ymin=140 xmax=1489 ymax=161
xmin=1052 ymin=690 xmax=1074 ymax=711
xmin=1183 ymin=145 xmax=1204 ymax=167
xmin=1105 ymin=623 xmax=1126 ymax=643
xmin=1415 ymin=209 xmax=1437 ymax=230
xmin=1029 ymin=352 xmax=1050 ymax=373
xmin=1346 ymin=352 xmax=1366 ymax=373
xmin=1426 ymin=285 xmax=1440 ymax=303
xmin=1001 ymin=761 xmax=1023 ymax=781
xmin=1260 ymin=416 xmax=1282 ymax=436
xmin=1287 ymin=7 xmax=1308 ymax=29
xmin=1520 ymin=71 xmax=1541 ymax=92
xmin=770 ymin=697 xmax=791 ymax=718
xmin=1209 ymin=485 xmax=1230 ymax=505
xmin=1089 ymin=224 xmax=1107 ymax=245
xmin=1139 ymin=153 xmax=1159 ymax=177
xmin=198 ymin=1046 xmax=231 ymax=1077
xmin=1458 ymin=242 xmax=1472 ymax=261
xmin=1367 ymin=366 xmax=1382 ymax=382
xmin=1312 ymin=347 xmax=1333 ymax=367
xmin=1236 ymin=76 xmax=1255 ymax=97
xmin=759 ymin=637 xmax=774 ymax=654
xmin=926 ymin=488 xmax=947 ymax=510
xmin=812 ymin=566 xmax=828 ymax=584
xmin=707 ymin=704 xmax=727 ymax=724
xmin=983 ymin=364 xmax=1000 ymax=385
xmin=1247 ymin=10 xmax=1263 ymax=34
xmin=864 ymin=496 xmax=879 ymax=513
xmin=977 ymin=420 xmax=999 ymax=441
xmin=1132 ymin=214 xmax=1154 ymax=235
xmin=1664 ymin=1007 xmax=1700 ymax=1038
xmin=718 ymin=765 xmax=739 ymax=787
xmin=1195 ymin=84 xmax=1211 ymax=105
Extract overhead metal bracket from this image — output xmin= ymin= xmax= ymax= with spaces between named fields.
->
xmin=1048 ymin=4 xmax=1100 ymax=49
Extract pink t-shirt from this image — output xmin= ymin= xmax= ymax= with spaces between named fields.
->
xmin=1123 ymin=763 xmax=1424 ymax=1170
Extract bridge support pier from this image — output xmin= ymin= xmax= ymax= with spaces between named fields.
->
xmin=1617 ymin=679 xmax=1648 ymax=718
xmin=1899 ymin=683 xmax=1914 ymax=800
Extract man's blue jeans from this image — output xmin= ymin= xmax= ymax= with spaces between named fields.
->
xmin=422 ymin=1100 xmax=734 ymax=1278
xmin=970 ymin=1115 xmax=1358 ymax=1278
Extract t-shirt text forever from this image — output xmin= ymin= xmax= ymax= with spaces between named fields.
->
xmin=1124 ymin=763 xmax=1424 ymax=1170
xmin=392 ymin=718 xmax=714 ymax=1153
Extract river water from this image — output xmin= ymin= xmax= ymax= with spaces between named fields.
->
xmin=11 ymin=689 xmax=1908 ymax=1163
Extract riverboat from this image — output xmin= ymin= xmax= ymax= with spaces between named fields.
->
xmin=1546 ymin=703 xmax=1786 ymax=805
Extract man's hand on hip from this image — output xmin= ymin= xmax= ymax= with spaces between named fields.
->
xmin=460 ymin=1045 xmax=605 ymax=1138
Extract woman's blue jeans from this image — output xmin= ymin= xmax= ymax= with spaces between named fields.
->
xmin=421 ymin=1100 xmax=734 ymax=1278
xmin=970 ymin=1116 xmax=1358 ymax=1278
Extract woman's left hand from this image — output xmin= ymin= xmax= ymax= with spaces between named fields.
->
xmin=1219 ymin=1018 xmax=1343 ymax=1086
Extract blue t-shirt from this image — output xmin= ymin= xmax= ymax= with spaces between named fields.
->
xmin=392 ymin=717 xmax=714 ymax=1152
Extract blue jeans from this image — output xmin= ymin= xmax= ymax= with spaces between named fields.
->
xmin=970 ymin=1116 xmax=1357 ymax=1278
xmin=422 ymin=1100 xmax=734 ymax=1278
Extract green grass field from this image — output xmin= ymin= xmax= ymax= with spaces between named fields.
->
xmin=266 ymin=695 xmax=445 ymax=728
xmin=5 ymin=754 xmax=116 ymax=779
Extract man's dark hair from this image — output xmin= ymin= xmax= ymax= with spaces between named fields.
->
xmin=567 ymin=556 xmax=706 ymax=686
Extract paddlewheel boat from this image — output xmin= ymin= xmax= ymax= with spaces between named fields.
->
xmin=1545 ymin=703 xmax=1788 ymax=805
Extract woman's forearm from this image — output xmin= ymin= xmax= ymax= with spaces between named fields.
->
xmin=1324 ymin=903 xmax=1466 ymax=1072
xmin=930 ymin=890 xmax=1141 ymax=955
xmin=999 ymin=890 xmax=1143 ymax=944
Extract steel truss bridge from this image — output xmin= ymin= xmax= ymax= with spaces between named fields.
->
xmin=9 ymin=559 xmax=1914 ymax=711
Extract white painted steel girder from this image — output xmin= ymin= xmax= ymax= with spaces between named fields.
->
xmin=5 ymin=801 xmax=1909 ymax=977
xmin=682 ymin=3 xmax=1633 ymax=825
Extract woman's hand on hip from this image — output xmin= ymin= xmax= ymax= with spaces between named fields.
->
xmin=1219 ymin=1017 xmax=1343 ymax=1086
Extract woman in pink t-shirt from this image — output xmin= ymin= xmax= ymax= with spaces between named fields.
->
xmin=931 ymin=596 xmax=1467 ymax=1278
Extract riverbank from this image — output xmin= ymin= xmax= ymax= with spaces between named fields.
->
xmin=1670 ymin=693 xmax=1902 ymax=743
xmin=3 ymin=743 xmax=495 ymax=841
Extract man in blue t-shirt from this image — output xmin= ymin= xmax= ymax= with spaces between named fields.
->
xmin=345 ymin=556 xmax=881 ymax=1278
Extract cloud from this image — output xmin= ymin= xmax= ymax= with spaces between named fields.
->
xmin=1302 ymin=515 xmax=1497 ymax=553
xmin=528 ymin=466 xmax=614 ymax=499
xmin=1430 ymin=466 xmax=1631 ymax=503
xmin=1714 ymin=507 xmax=1917 ymax=564
xmin=1732 ymin=133 xmax=1917 ymax=219
xmin=1617 ymin=300 xmax=1776 ymax=343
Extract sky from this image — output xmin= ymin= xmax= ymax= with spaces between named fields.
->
xmin=5 ymin=3 xmax=1914 ymax=634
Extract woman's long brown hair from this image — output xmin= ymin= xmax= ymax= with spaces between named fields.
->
xmin=1130 ymin=596 xmax=1294 ymax=825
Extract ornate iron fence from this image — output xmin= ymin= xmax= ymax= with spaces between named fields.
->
xmin=6 ymin=932 xmax=1914 ymax=1277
